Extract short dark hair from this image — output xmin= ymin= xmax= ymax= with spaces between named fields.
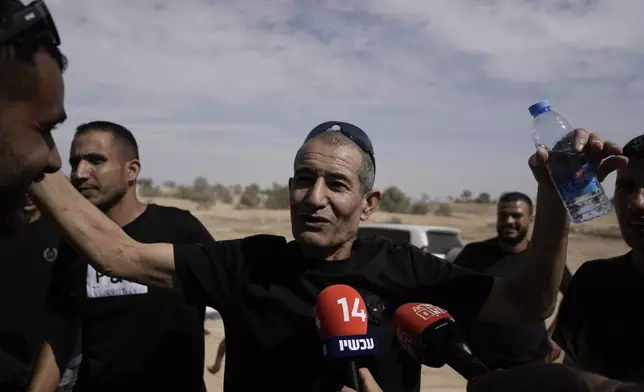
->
xmin=498 ymin=191 xmax=533 ymax=214
xmin=623 ymin=134 xmax=644 ymax=160
xmin=0 ymin=0 xmax=67 ymax=101
xmin=297 ymin=131 xmax=375 ymax=194
xmin=75 ymin=121 xmax=139 ymax=161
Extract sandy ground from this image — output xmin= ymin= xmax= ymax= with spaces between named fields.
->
xmin=144 ymin=197 xmax=630 ymax=391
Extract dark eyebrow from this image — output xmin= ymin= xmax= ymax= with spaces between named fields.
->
xmin=39 ymin=111 xmax=67 ymax=130
xmin=294 ymin=168 xmax=351 ymax=183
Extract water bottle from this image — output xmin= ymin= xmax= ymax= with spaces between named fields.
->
xmin=528 ymin=100 xmax=611 ymax=223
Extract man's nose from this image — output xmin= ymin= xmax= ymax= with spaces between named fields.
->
xmin=630 ymin=188 xmax=644 ymax=214
xmin=305 ymin=178 xmax=328 ymax=208
xmin=44 ymin=145 xmax=62 ymax=174
xmin=71 ymin=160 xmax=91 ymax=181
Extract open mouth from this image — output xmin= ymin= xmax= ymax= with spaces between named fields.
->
xmin=77 ymin=185 xmax=96 ymax=193
xmin=301 ymin=215 xmax=331 ymax=227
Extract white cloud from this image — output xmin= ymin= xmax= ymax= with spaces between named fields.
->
xmin=47 ymin=0 xmax=644 ymax=199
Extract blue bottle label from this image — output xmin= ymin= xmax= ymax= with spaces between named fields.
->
xmin=550 ymin=161 xmax=601 ymax=202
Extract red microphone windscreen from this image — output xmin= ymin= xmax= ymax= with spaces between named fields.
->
xmin=315 ymin=284 xmax=369 ymax=339
xmin=393 ymin=303 xmax=454 ymax=360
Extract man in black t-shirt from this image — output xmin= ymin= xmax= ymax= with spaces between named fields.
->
xmin=0 ymin=199 xmax=61 ymax=391
xmin=553 ymin=134 xmax=644 ymax=383
xmin=455 ymin=192 xmax=573 ymax=370
xmin=0 ymin=1 xmax=67 ymax=238
xmin=466 ymin=362 xmax=643 ymax=392
xmin=30 ymin=123 xmax=626 ymax=391
xmin=29 ymin=122 xmax=213 ymax=392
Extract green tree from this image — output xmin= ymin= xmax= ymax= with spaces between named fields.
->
xmin=475 ymin=192 xmax=491 ymax=204
xmin=213 ymin=183 xmax=233 ymax=204
xmin=380 ymin=186 xmax=411 ymax=213
xmin=460 ymin=189 xmax=472 ymax=200
xmin=238 ymin=183 xmax=261 ymax=208
xmin=265 ymin=183 xmax=290 ymax=210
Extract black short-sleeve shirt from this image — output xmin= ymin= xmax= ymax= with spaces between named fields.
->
xmin=454 ymin=238 xmax=551 ymax=370
xmin=48 ymin=204 xmax=213 ymax=392
xmin=0 ymin=216 xmax=61 ymax=391
xmin=174 ymin=235 xmax=495 ymax=391
xmin=553 ymin=252 xmax=644 ymax=382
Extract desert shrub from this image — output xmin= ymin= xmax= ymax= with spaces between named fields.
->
xmin=387 ymin=216 xmax=403 ymax=224
xmin=190 ymin=176 xmax=216 ymax=209
xmin=193 ymin=193 xmax=216 ymax=210
xmin=138 ymin=177 xmax=161 ymax=197
xmin=435 ymin=203 xmax=453 ymax=217
xmin=380 ymin=186 xmax=411 ymax=213
xmin=231 ymin=184 xmax=243 ymax=196
xmin=410 ymin=202 xmax=429 ymax=215
xmin=213 ymin=183 xmax=233 ymax=204
xmin=475 ymin=192 xmax=492 ymax=204
xmin=238 ymin=183 xmax=261 ymax=208
xmin=264 ymin=183 xmax=290 ymax=210
xmin=460 ymin=189 xmax=472 ymax=200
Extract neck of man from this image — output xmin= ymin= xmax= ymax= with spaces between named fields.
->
xmin=497 ymin=236 xmax=529 ymax=254
xmin=102 ymin=189 xmax=147 ymax=227
xmin=631 ymin=249 xmax=644 ymax=274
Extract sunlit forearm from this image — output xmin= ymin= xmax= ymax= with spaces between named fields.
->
xmin=30 ymin=171 xmax=175 ymax=288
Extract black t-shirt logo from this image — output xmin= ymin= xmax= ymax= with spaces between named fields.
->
xmin=43 ymin=248 xmax=58 ymax=263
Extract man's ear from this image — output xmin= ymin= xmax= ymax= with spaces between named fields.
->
xmin=127 ymin=159 xmax=141 ymax=186
xmin=360 ymin=189 xmax=381 ymax=221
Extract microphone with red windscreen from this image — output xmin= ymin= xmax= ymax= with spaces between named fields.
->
xmin=315 ymin=284 xmax=378 ymax=391
xmin=393 ymin=302 xmax=490 ymax=380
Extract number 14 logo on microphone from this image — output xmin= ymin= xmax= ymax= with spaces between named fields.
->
xmin=337 ymin=297 xmax=367 ymax=323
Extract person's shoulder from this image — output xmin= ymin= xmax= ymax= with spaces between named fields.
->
xmin=452 ymin=237 xmax=495 ymax=266
xmin=145 ymin=203 xmax=208 ymax=229
xmin=355 ymin=236 xmax=442 ymax=264
xmin=575 ymin=252 xmax=632 ymax=279
xmin=463 ymin=237 xmax=497 ymax=250
xmin=146 ymin=203 xmax=197 ymax=221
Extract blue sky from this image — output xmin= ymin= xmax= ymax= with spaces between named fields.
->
xmin=48 ymin=0 xmax=644 ymax=200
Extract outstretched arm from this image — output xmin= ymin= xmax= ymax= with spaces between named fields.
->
xmin=478 ymin=185 xmax=569 ymax=322
xmin=30 ymin=171 xmax=177 ymax=289
xmin=477 ymin=130 xmax=626 ymax=323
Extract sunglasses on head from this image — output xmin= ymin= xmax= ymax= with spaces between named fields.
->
xmin=0 ymin=0 xmax=60 ymax=47
xmin=305 ymin=121 xmax=376 ymax=172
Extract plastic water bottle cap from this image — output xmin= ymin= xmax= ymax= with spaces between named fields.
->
xmin=528 ymin=100 xmax=550 ymax=117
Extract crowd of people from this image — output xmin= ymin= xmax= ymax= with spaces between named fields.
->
xmin=1 ymin=1 xmax=644 ymax=391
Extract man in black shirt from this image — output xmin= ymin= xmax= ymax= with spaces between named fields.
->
xmin=0 ymin=0 xmax=67 ymax=237
xmin=0 ymin=198 xmax=61 ymax=391
xmin=466 ymin=362 xmax=643 ymax=392
xmin=30 ymin=122 xmax=625 ymax=391
xmin=553 ymin=134 xmax=644 ymax=383
xmin=29 ymin=122 xmax=213 ymax=392
xmin=455 ymin=192 xmax=573 ymax=370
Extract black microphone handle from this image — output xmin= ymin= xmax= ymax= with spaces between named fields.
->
xmin=445 ymin=342 xmax=491 ymax=381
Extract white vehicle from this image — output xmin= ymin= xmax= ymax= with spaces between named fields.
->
xmin=357 ymin=223 xmax=465 ymax=261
